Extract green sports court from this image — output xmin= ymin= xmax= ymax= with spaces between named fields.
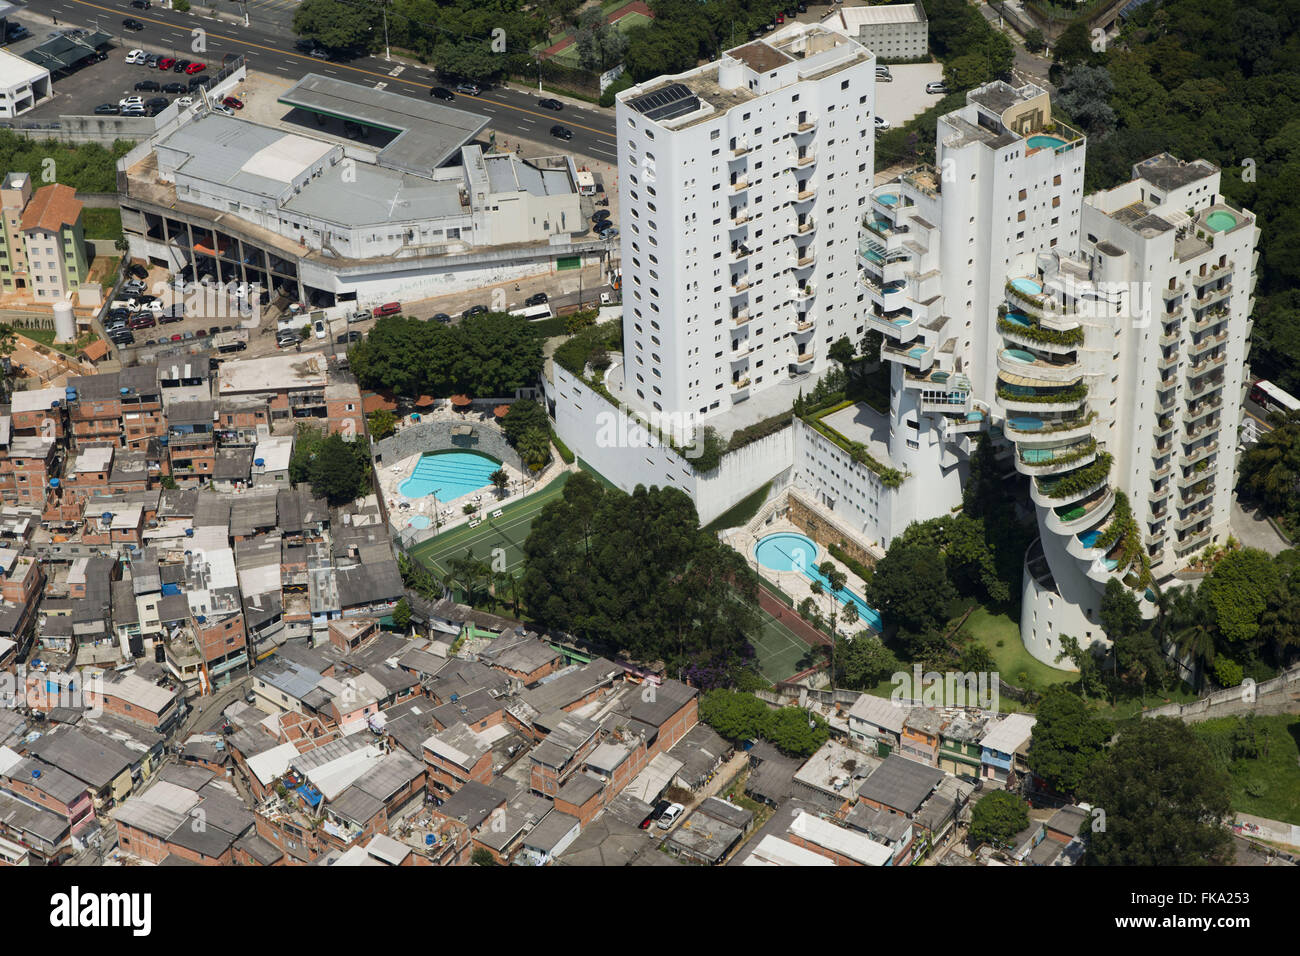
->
xmin=750 ymin=604 xmax=819 ymax=684
xmin=406 ymin=471 xmax=571 ymax=579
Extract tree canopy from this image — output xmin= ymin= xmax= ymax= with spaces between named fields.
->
xmin=289 ymin=425 xmax=369 ymax=505
xmin=521 ymin=473 xmax=759 ymax=680
xmin=969 ymin=790 xmax=1030 ymax=849
xmin=348 ymin=313 xmax=543 ymax=399
xmin=1027 ymin=687 xmax=1112 ymax=796
xmin=1082 ymin=717 xmax=1233 ymax=866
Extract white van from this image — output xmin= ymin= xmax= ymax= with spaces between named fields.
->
xmin=657 ymin=803 xmax=685 ymax=829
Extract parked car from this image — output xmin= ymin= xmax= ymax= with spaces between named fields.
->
xmin=158 ymin=57 xmax=175 ymax=71
xmin=212 ymin=103 xmax=234 ymax=116
xmin=128 ymin=315 xmax=156 ymax=330
xmin=158 ymin=312 xmax=183 ymax=325
xmin=597 ymin=225 xmax=619 ymax=240
xmin=146 ymin=97 xmax=169 ymax=110
xmin=182 ymin=330 xmax=196 ymax=340
xmin=119 ymin=96 xmax=144 ymax=108
xmin=372 ymin=301 xmax=401 ymax=317
xmin=592 ymin=210 xmax=611 ymax=223
xmin=144 ymin=53 xmax=161 ymax=67
xmin=462 ymin=304 xmax=488 ymax=318
xmin=162 ymin=82 xmax=186 ymax=94
xmin=776 ymin=12 xmax=785 ymax=24
xmin=874 ymin=115 xmax=890 ymax=130
xmin=131 ymin=0 xmax=152 ymax=8
xmin=432 ymin=312 xmax=451 ymax=323
xmin=94 ymin=103 xmax=121 ymax=115
xmin=184 ymin=61 xmax=206 ymax=74
xmin=524 ymin=292 xmax=548 ymax=307
xmin=121 ymin=106 xmax=147 ymax=117
xmin=108 ymin=330 xmax=135 ymax=346
xmin=640 ymin=800 xmax=672 ymax=830
xmin=221 ymin=96 xmax=244 ymax=110
xmin=308 ymin=48 xmax=329 ymax=59
xmin=313 ymin=318 xmax=327 ymax=339
xmin=107 ymin=308 xmax=131 ymax=322
xmin=336 ymin=330 xmax=362 ymax=344
xmin=347 ymin=310 xmax=370 ymax=324
xmin=430 ymin=87 xmax=454 ymax=101
xmin=134 ymin=79 xmax=160 ymax=92
xmin=122 ymin=280 xmax=147 ymax=295
xmin=538 ymin=97 xmax=563 ymax=111
xmin=128 ymin=263 xmax=149 ymax=279
xmin=550 ymin=124 xmax=573 ymax=140
xmin=122 ymin=18 xmax=145 ymax=31
xmin=124 ymin=49 xmax=147 ymax=64
xmin=188 ymin=76 xmax=212 ymax=91
xmin=455 ymin=82 xmax=481 ymax=96
xmin=172 ymin=59 xmax=191 ymax=73
xmin=925 ymin=81 xmax=949 ymax=94
xmin=656 ymin=803 xmax=685 ymax=829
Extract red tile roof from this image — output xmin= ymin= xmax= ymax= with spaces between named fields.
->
xmin=20 ymin=183 xmax=83 ymax=234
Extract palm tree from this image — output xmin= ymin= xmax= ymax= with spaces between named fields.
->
xmin=1167 ymin=585 xmax=1216 ymax=690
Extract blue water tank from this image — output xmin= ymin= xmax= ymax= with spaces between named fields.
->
xmin=254 ymin=458 xmax=265 ymax=467
xmin=425 ymin=834 xmax=435 ymax=846
xmin=119 ymin=387 xmax=130 ymax=396
xmin=159 ymin=436 xmax=169 ymax=446
xmin=196 ymin=615 xmax=207 ymax=624
xmin=49 ymin=478 xmax=60 ymax=488
xmin=102 ymin=512 xmax=114 ymax=523
xmin=184 ymin=528 xmax=194 ymax=537
xmin=450 ymin=693 xmax=459 ymax=703
xmin=31 ymin=768 xmax=40 ymax=779
xmin=65 ymin=387 xmax=77 ymax=402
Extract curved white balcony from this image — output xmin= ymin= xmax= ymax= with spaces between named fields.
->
xmin=997 ymin=348 xmax=1080 ymax=384
xmin=867 ymin=309 xmax=919 ymax=343
xmin=1013 ymin=441 xmax=1098 ymax=478
xmin=1044 ymin=488 xmax=1115 ymax=537
xmin=1003 ymin=413 xmax=1095 ymax=444
xmin=1031 ymin=473 xmax=1108 ymax=510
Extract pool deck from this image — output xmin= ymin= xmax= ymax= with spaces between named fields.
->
xmin=378 ymin=446 xmax=530 ymax=537
xmin=725 ymin=514 xmax=882 ymax=638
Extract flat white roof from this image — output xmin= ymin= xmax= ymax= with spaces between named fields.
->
xmin=75 ymin=445 xmax=114 ymax=473
xmin=243 ymin=135 xmax=334 ymax=185
xmin=981 ymin=712 xmax=1037 ymax=754
xmin=218 ymin=353 xmax=328 ymax=395
xmin=789 ymin=810 xmax=892 ymax=865
xmin=744 ymin=834 xmax=835 ymax=867
xmin=835 ymin=3 xmax=925 ymax=27
xmin=0 ymin=48 xmax=50 ymax=86
xmin=253 ymin=435 xmax=293 ymax=473
xmin=245 ymin=741 xmax=299 ymax=785
xmin=9 ymin=385 xmax=63 ymax=414
xmin=103 ymin=672 xmax=176 ymax=713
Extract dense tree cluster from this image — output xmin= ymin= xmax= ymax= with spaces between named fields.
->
xmin=969 ymin=791 xmax=1030 ymax=849
xmin=521 ymin=473 xmax=760 ymax=679
xmin=289 ymin=424 xmax=371 ymax=505
xmin=348 ymin=313 xmax=543 ymax=399
xmin=698 ymin=689 xmax=830 ymax=757
xmin=1237 ymin=410 xmax=1300 ymax=536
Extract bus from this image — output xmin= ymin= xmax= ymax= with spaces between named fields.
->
xmin=1249 ymin=379 xmax=1300 ymax=415
xmin=508 ymin=304 xmax=554 ymax=321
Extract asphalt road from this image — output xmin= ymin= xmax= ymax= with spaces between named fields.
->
xmin=20 ymin=0 xmax=619 ymax=159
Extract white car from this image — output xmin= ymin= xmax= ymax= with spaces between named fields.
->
xmin=212 ymin=103 xmax=234 ymax=116
xmin=657 ymin=803 xmax=685 ymax=829
xmin=313 ymin=318 xmax=326 ymax=339
xmin=119 ymin=96 xmax=144 ymax=108
xmin=124 ymin=49 xmax=146 ymax=64
xmin=875 ymin=115 xmax=891 ymax=131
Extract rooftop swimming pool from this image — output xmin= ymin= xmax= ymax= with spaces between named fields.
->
xmin=1027 ymin=135 xmax=1067 ymax=150
xmin=1003 ymin=312 xmax=1032 ymax=327
xmin=876 ymin=193 xmax=899 ymax=206
xmin=1004 ymin=348 xmax=1036 ymax=363
xmin=1078 ymin=528 xmax=1102 ymax=548
xmin=407 ymin=515 xmax=431 ymax=530
xmin=399 ymin=450 xmax=501 ymax=501
xmin=1206 ymin=210 xmax=1238 ymax=233
xmin=753 ymin=532 xmax=883 ymax=631
xmin=1008 ymin=416 xmax=1044 ymax=432
xmin=1012 ymin=277 xmax=1043 ymax=296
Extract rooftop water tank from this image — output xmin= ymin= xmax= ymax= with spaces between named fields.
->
xmin=49 ymin=478 xmax=60 ymax=488
xmin=254 ymin=458 xmax=265 ymax=467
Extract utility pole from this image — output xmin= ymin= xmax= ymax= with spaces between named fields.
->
xmin=382 ymin=1 xmax=391 ymax=61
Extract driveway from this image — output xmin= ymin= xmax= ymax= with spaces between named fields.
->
xmin=1230 ymin=500 xmax=1292 ymax=557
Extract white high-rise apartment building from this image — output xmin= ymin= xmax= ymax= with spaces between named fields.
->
xmin=615 ymin=24 xmax=876 ymax=431
xmin=1013 ymin=154 xmax=1258 ymax=663
xmin=810 ymin=81 xmax=1086 ymax=541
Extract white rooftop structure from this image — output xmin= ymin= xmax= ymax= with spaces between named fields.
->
xmin=75 ymin=445 xmax=114 ymax=474
xmin=981 ymin=713 xmax=1037 ymax=755
xmin=789 ymin=810 xmax=892 ymax=865
xmin=217 ymin=353 xmax=328 ymax=396
xmin=743 ymin=834 xmax=836 ymax=867
xmin=9 ymin=385 xmax=64 ymax=415
xmin=245 ymin=741 xmax=299 ymax=787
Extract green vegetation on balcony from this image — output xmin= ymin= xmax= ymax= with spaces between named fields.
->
xmin=1019 ymin=438 xmax=1097 ymax=469
xmin=804 ymin=409 xmax=906 ymax=489
xmin=1037 ymin=452 xmax=1114 ymax=499
xmin=1095 ymin=491 xmax=1153 ymax=588
xmin=997 ymin=382 xmax=1088 ymax=405
xmin=1037 ymin=411 xmax=1098 ymax=434
xmin=997 ymin=315 xmax=1084 ymax=348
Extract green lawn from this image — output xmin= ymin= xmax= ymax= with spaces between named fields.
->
xmin=81 ymin=207 xmax=123 ymax=241
xmin=18 ymin=327 xmax=98 ymax=356
xmin=957 ymin=605 xmax=1079 ymax=693
xmin=1195 ymin=715 xmax=1300 ymax=826
xmin=546 ymin=10 xmax=654 ymax=66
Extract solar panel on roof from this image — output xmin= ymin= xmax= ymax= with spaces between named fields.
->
xmin=628 ymin=83 xmax=700 ymax=122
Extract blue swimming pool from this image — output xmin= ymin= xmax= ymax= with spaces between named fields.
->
xmin=1004 ymin=348 xmax=1036 ymax=363
xmin=399 ymin=450 xmax=501 ymax=501
xmin=407 ymin=515 xmax=431 ymax=529
xmin=1012 ymin=277 xmax=1043 ymax=296
xmin=1003 ymin=312 xmax=1032 ymax=327
xmin=1008 ymin=416 xmax=1043 ymax=432
xmin=753 ymin=532 xmax=884 ymax=631
xmin=876 ymin=193 xmax=899 ymax=206
xmin=1027 ymin=135 xmax=1066 ymax=151
xmin=1078 ymin=528 xmax=1102 ymax=548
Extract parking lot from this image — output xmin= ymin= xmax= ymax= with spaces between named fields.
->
xmin=874 ymin=62 xmax=947 ymax=130
xmin=8 ymin=17 xmax=218 ymax=120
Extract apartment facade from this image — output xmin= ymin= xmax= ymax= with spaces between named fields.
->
xmin=615 ymin=23 xmax=876 ymax=428
xmin=0 ymin=174 xmax=89 ymax=301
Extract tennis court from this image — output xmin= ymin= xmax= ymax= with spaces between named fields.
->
xmin=407 ymin=472 xmax=571 ymax=579
xmin=751 ymin=604 xmax=817 ymax=684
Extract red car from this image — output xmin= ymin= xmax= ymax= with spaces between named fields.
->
xmin=372 ymin=301 xmax=401 ymax=317
xmin=170 ymin=333 xmax=182 ymax=341
xmin=776 ymin=12 xmax=784 ymax=23
xmin=221 ymin=96 xmax=244 ymax=110
xmin=184 ymin=61 xmax=206 ymax=75
xmin=158 ymin=57 xmax=175 ymax=70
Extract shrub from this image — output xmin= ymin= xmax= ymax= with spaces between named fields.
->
xmin=1037 ymin=453 xmax=1114 ymax=499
